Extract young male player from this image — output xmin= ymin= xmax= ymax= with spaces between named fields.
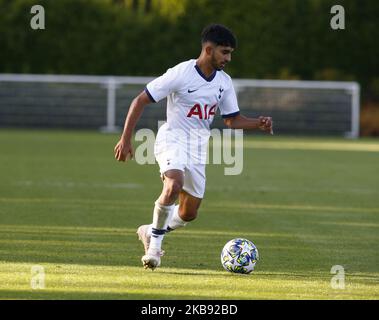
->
xmin=114 ymin=24 xmax=273 ymax=270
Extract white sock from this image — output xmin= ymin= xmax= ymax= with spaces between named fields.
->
xmin=149 ymin=201 xmax=174 ymax=252
xmin=167 ymin=205 xmax=188 ymax=231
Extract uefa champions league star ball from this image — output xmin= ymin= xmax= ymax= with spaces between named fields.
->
xmin=221 ymin=238 xmax=259 ymax=274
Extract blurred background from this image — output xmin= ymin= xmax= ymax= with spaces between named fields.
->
xmin=0 ymin=0 xmax=378 ymax=136
xmin=0 ymin=1 xmax=379 ymax=300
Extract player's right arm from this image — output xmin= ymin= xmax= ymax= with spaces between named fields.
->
xmin=114 ymin=91 xmax=152 ymax=162
xmin=115 ymin=64 xmax=181 ymax=162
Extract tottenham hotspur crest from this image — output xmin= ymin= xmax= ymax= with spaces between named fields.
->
xmin=218 ymin=86 xmax=224 ymax=99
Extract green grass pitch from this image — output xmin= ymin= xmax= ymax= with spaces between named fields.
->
xmin=0 ymin=129 xmax=378 ymax=299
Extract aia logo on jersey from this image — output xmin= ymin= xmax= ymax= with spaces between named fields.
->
xmin=187 ymin=104 xmax=217 ymax=120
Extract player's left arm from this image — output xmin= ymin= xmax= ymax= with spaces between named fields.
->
xmin=224 ymin=114 xmax=273 ymax=134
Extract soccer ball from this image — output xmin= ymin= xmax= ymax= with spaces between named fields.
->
xmin=221 ymin=238 xmax=259 ymax=274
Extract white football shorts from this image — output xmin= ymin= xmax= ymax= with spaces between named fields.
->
xmin=154 ymin=126 xmax=206 ymax=199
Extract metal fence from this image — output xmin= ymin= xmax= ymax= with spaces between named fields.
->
xmin=0 ymin=74 xmax=360 ymax=137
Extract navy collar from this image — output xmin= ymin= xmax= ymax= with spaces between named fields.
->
xmin=194 ymin=64 xmax=217 ymax=82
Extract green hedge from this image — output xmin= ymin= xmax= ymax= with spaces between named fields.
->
xmin=1 ymin=0 xmax=378 ymax=102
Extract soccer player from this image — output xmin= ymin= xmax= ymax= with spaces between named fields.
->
xmin=114 ymin=24 xmax=273 ymax=270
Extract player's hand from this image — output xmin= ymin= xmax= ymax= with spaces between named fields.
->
xmin=114 ymin=138 xmax=134 ymax=162
xmin=258 ymin=116 xmax=274 ymax=135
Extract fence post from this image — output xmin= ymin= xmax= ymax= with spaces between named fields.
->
xmin=351 ymin=83 xmax=360 ymax=139
xmin=100 ymin=77 xmax=120 ymax=133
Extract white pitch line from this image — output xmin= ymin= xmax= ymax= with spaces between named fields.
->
xmin=242 ymin=141 xmax=379 ymax=152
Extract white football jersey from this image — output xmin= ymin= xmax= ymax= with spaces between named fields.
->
xmin=145 ymin=59 xmax=240 ymax=150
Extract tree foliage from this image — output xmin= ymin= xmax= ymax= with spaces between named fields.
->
xmin=0 ymin=0 xmax=378 ymax=101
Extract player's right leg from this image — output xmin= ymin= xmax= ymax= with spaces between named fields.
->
xmin=166 ymin=160 xmax=205 ymax=232
xmin=140 ymin=169 xmax=184 ymax=270
xmin=167 ymin=190 xmax=202 ymax=232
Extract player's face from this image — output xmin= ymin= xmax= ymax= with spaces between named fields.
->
xmin=211 ymin=45 xmax=234 ymax=71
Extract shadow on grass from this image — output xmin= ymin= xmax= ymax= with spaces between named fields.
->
xmin=1 ymin=223 xmax=378 ymax=280
xmin=0 ymin=223 xmax=315 ymax=272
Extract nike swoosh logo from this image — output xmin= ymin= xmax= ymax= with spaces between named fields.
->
xmin=188 ymin=89 xmax=199 ymax=93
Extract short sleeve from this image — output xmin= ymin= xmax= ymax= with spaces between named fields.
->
xmin=145 ymin=67 xmax=181 ymax=103
xmin=219 ymin=81 xmax=240 ymax=118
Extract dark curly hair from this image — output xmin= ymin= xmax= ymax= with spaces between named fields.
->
xmin=201 ymin=24 xmax=237 ymax=48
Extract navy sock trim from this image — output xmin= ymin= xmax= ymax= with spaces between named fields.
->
xmin=151 ymin=228 xmax=166 ymax=236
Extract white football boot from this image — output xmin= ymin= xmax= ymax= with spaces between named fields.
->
xmin=141 ymin=248 xmax=165 ymax=270
xmin=137 ymin=225 xmax=165 ymax=270
xmin=136 ymin=225 xmax=151 ymax=254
